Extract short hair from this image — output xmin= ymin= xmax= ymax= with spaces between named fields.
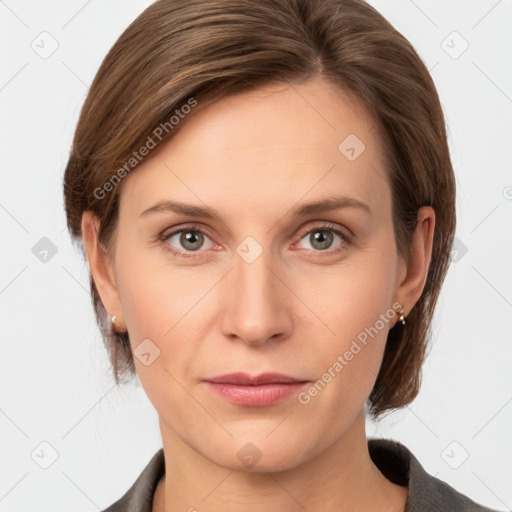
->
xmin=63 ymin=0 xmax=456 ymax=418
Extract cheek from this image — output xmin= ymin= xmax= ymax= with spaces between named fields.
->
xmin=294 ymin=245 xmax=398 ymax=399
xmin=114 ymin=244 xmax=220 ymax=387
xmin=114 ymin=251 xmax=205 ymax=415
xmin=299 ymin=245 xmax=397 ymax=340
xmin=114 ymin=237 xmax=206 ymax=339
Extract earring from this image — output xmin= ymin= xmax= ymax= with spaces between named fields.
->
xmin=111 ymin=314 xmax=119 ymax=332
xmin=399 ymin=310 xmax=406 ymax=325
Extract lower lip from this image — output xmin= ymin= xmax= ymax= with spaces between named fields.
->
xmin=203 ymin=381 xmax=308 ymax=406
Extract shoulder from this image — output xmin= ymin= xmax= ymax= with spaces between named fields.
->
xmin=368 ymin=438 xmax=503 ymax=512
xmin=101 ymin=448 xmax=165 ymax=512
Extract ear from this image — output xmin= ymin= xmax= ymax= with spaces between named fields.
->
xmin=393 ymin=206 xmax=436 ymax=317
xmin=81 ymin=211 xmax=125 ymax=330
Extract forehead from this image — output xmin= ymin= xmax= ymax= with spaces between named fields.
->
xmin=120 ymin=77 xmax=390 ymax=220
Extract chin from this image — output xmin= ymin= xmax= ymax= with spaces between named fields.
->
xmin=199 ymin=428 xmax=314 ymax=474
xmin=225 ymin=448 xmax=305 ymax=474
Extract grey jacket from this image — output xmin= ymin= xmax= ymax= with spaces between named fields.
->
xmin=102 ymin=438 xmax=501 ymax=511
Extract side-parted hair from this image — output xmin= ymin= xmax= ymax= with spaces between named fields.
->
xmin=63 ymin=0 xmax=456 ymax=418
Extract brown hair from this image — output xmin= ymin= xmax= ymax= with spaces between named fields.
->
xmin=63 ymin=0 xmax=456 ymax=418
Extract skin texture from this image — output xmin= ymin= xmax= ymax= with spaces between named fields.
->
xmin=82 ymin=77 xmax=435 ymax=512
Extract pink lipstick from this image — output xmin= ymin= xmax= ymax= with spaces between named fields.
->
xmin=202 ymin=372 xmax=308 ymax=406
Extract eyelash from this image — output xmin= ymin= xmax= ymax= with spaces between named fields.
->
xmin=157 ymin=222 xmax=353 ymax=260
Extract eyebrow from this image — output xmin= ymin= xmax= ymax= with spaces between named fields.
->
xmin=139 ymin=195 xmax=372 ymax=220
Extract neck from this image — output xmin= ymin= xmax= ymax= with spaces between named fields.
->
xmin=153 ymin=410 xmax=407 ymax=512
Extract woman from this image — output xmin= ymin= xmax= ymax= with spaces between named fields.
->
xmin=63 ymin=0 xmax=501 ymax=510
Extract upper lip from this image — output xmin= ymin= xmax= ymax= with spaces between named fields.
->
xmin=203 ymin=372 xmax=307 ymax=385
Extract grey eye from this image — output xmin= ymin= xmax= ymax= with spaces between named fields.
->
xmin=299 ymin=229 xmax=343 ymax=251
xmin=166 ymin=229 xmax=214 ymax=252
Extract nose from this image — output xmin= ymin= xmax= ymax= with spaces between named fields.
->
xmin=219 ymin=243 xmax=293 ymax=346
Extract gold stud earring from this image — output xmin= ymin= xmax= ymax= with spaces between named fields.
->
xmin=399 ymin=310 xmax=406 ymax=325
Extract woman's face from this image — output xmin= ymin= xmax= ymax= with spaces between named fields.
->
xmin=93 ymin=77 xmax=427 ymax=471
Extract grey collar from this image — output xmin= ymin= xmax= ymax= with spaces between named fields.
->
xmin=102 ymin=438 xmax=499 ymax=511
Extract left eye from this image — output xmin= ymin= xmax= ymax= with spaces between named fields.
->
xmin=297 ymin=227 xmax=346 ymax=251
xmin=165 ymin=229 xmax=215 ymax=252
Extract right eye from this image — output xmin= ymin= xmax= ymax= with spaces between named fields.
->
xmin=160 ymin=225 xmax=217 ymax=257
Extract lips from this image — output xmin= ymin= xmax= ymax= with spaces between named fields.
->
xmin=202 ymin=373 xmax=309 ymax=406
xmin=203 ymin=372 xmax=306 ymax=385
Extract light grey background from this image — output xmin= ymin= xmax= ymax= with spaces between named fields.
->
xmin=1 ymin=1 xmax=511 ymax=510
